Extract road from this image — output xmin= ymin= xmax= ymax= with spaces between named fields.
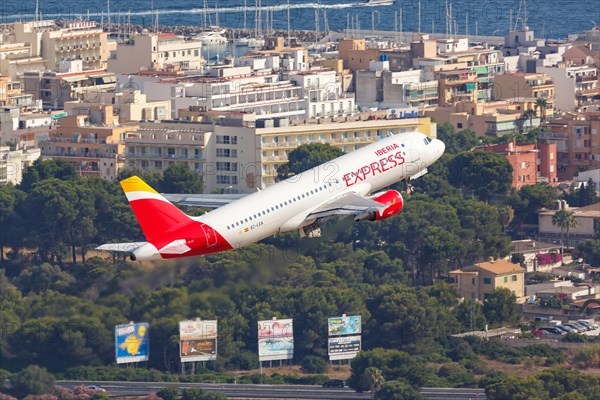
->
xmin=58 ymin=381 xmax=487 ymax=399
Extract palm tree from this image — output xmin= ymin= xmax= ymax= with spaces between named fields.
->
xmin=535 ymin=98 xmax=548 ymax=123
xmin=522 ymin=109 xmax=537 ymax=132
xmin=552 ymin=209 xmax=578 ymax=255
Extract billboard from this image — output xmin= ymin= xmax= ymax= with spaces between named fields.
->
xmin=328 ymin=315 xmax=361 ymax=336
xmin=258 ymin=319 xmax=293 ymax=361
xmin=328 ymin=335 xmax=361 ymax=361
xmin=179 ymin=320 xmax=217 ymax=362
xmin=115 ymin=323 xmax=149 ymax=364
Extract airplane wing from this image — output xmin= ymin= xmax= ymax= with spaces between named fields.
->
xmin=162 ymin=193 xmax=247 ymax=208
xmin=306 ymin=191 xmax=388 ymax=220
xmin=96 ymin=242 xmax=147 ymax=253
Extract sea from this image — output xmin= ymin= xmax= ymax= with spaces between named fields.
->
xmin=2 ymin=0 xmax=599 ymax=40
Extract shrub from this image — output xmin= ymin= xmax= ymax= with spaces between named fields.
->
xmin=228 ymin=350 xmax=259 ymax=371
xmin=11 ymin=366 xmax=55 ymax=398
xmin=300 ymin=356 xmax=328 ymax=374
xmin=156 ymin=387 xmax=179 ymax=400
xmin=573 ymin=344 xmax=600 ymax=368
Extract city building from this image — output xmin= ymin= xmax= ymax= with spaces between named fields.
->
xmin=437 ymin=69 xmax=478 ymax=106
xmin=538 ymin=201 xmax=600 ymax=247
xmin=542 ymin=111 xmax=600 ymax=180
xmin=492 ymin=73 xmax=555 ymax=118
xmin=64 ymin=89 xmax=170 ymax=122
xmin=23 ymin=61 xmax=116 ymax=109
xmin=355 ymin=65 xmax=438 ymax=109
xmin=107 ymin=31 xmax=203 ymax=74
xmin=13 ymin=20 xmax=110 ymax=71
xmin=509 ymin=239 xmax=563 ymax=273
xmin=39 ymin=105 xmax=138 ymax=179
xmin=0 ymin=75 xmax=35 ymax=108
xmin=0 ymin=145 xmax=40 ymax=185
xmin=477 ymin=141 xmax=558 ymax=188
xmin=539 ymin=65 xmax=599 ymax=111
xmin=424 ymin=99 xmax=541 ymax=137
xmin=0 ymin=42 xmax=46 ymax=79
xmin=449 ymin=259 xmax=526 ymax=301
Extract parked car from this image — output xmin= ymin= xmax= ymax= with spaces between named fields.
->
xmin=322 ymin=379 xmax=345 ymax=388
xmin=538 ymin=326 xmax=565 ymax=335
xmin=577 ymin=320 xmax=599 ymax=330
xmin=561 ymin=323 xmax=581 ymax=333
xmin=569 ymin=322 xmax=591 ymax=332
xmin=555 ymin=325 xmax=577 ymax=333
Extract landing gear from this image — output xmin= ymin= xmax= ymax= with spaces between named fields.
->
xmin=300 ymin=220 xmax=322 ymax=238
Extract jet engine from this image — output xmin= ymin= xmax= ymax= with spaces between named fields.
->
xmin=354 ymin=190 xmax=404 ymax=222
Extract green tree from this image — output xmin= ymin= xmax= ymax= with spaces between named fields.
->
xmin=436 ymin=123 xmax=479 ymax=154
xmin=578 ymin=240 xmax=600 ymax=267
xmin=300 ymin=355 xmax=328 ymax=374
xmin=378 ymin=380 xmax=424 ymax=400
xmin=448 ymin=151 xmax=513 ymax=201
xmin=552 ymin=209 xmax=578 ymax=254
xmin=10 ymin=366 xmax=55 ymax=397
xmin=522 ymin=109 xmax=536 ymax=133
xmin=157 ymin=387 xmax=179 ymax=400
xmin=453 ymin=298 xmax=487 ymax=332
xmin=0 ymin=185 xmax=18 ymax=262
xmin=19 ymin=159 xmax=77 ymax=192
xmin=482 ymin=288 xmax=520 ymax=326
xmin=16 ymin=263 xmax=75 ymax=293
xmin=159 ymin=163 xmax=204 ymax=194
xmin=276 ymin=143 xmax=344 ymax=180
xmin=486 ymin=375 xmax=548 ymax=400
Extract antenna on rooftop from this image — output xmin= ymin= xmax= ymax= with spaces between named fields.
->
xmin=35 ymin=0 xmax=39 ymax=22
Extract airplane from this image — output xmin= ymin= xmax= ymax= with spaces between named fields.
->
xmin=97 ymin=131 xmax=445 ymax=261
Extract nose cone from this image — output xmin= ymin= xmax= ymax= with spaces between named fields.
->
xmin=434 ymin=138 xmax=445 ymax=158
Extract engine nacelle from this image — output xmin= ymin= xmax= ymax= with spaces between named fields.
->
xmin=354 ymin=190 xmax=404 ymax=222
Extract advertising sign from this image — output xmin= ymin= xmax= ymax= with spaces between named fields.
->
xmin=328 ymin=315 xmax=361 ymax=336
xmin=179 ymin=320 xmax=217 ymax=362
xmin=258 ymin=319 xmax=293 ymax=361
xmin=180 ymin=339 xmax=217 ymax=361
xmin=115 ymin=323 xmax=149 ymax=364
xmin=328 ymin=335 xmax=361 ymax=360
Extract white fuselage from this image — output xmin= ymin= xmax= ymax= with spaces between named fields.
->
xmin=197 ymin=132 xmax=444 ymax=248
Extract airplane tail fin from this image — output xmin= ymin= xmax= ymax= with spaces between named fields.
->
xmin=120 ymin=176 xmax=191 ymax=242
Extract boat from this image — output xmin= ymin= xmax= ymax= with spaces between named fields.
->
xmin=366 ymin=0 xmax=395 ymax=5
xmin=196 ymin=28 xmax=228 ymax=45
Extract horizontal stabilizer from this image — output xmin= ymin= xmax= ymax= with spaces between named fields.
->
xmin=96 ymin=242 xmax=147 ymax=253
xmin=163 ymin=193 xmax=247 ymax=208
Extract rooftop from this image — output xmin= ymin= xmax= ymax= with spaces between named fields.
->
xmin=451 ymin=260 xmax=526 ymax=276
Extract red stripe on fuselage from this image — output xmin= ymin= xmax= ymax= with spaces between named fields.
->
xmin=129 ymin=198 xmax=232 ymax=258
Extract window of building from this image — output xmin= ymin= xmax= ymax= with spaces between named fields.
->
xmin=504 ymin=276 xmax=508 ymax=283
xmin=512 ymin=275 xmax=517 ymax=282
xmin=457 ymin=123 xmax=463 ymax=129
xmin=216 ymin=148 xmax=237 ymax=158
xmin=483 ymin=278 xmax=492 ymax=284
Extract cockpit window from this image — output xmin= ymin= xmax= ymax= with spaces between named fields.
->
xmin=424 ymin=137 xmax=433 ymax=145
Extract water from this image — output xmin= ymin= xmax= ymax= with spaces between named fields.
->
xmin=2 ymin=0 xmax=598 ymax=40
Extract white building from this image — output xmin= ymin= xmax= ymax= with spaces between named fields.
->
xmin=108 ymin=31 xmax=203 ymax=74
xmin=0 ymin=42 xmax=46 ymax=80
xmin=539 ymin=65 xmax=599 ymax=111
xmin=0 ymin=145 xmax=41 ymax=185
xmin=13 ymin=20 xmax=110 ymax=71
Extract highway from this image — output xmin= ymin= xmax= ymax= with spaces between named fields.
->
xmin=57 ymin=381 xmax=487 ymax=399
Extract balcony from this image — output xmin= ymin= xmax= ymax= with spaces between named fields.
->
xmin=576 ymin=75 xmax=598 ymax=83
xmin=127 ymin=153 xmax=204 ymax=160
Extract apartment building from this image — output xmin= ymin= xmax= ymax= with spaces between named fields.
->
xmin=23 ymin=61 xmax=116 ymax=109
xmin=355 ymin=65 xmax=438 ymax=109
xmin=0 ymin=75 xmax=35 ymax=109
xmin=539 ymin=65 xmax=599 ymax=111
xmin=542 ymin=111 xmax=600 ymax=180
xmin=437 ymin=69 xmax=478 ymax=106
xmin=449 ymin=259 xmax=526 ymax=301
xmin=64 ymin=89 xmax=170 ymax=122
xmin=478 ymin=141 xmax=558 ymax=189
xmin=492 ymin=73 xmax=555 ymax=116
xmin=13 ymin=20 xmax=110 ymax=70
xmin=0 ymin=145 xmax=40 ymax=185
xmin=424 ymin=99 xmax=541 ymax=137
xmin=107 ymin=32 xmax=203 ymax=74
xmin=0 ymin=42 xmax=46 ymax=79
xmin=39 ymin=105 xmax=138 ymax=179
